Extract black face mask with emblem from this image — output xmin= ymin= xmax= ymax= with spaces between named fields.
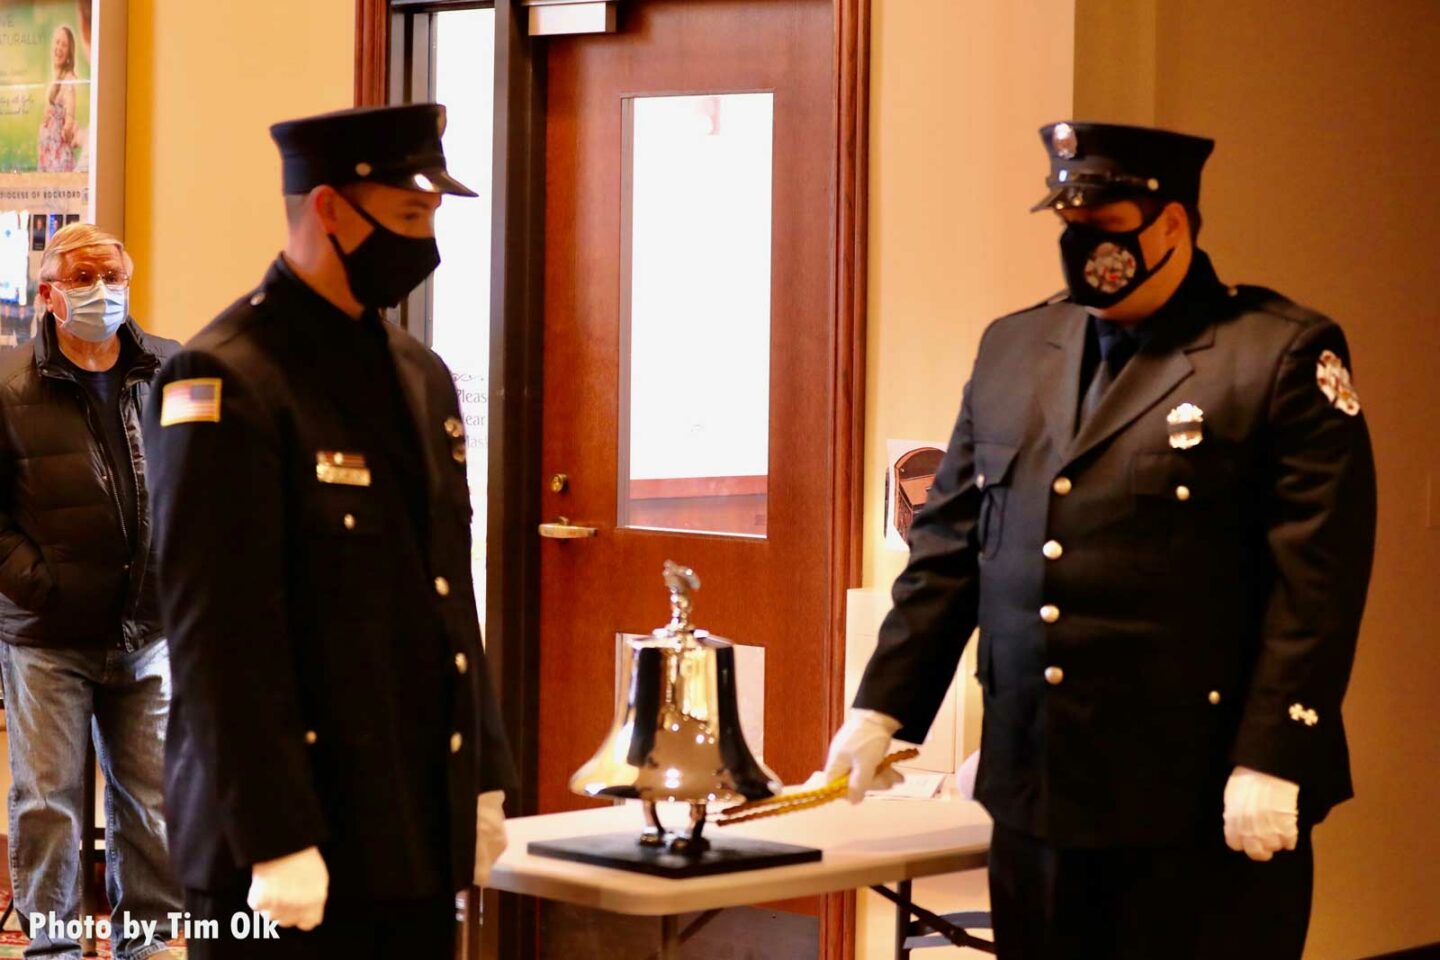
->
xmin=328 ymin=196 xmax=442 ymax=310
xmin=1059 ymin=205 xmax=1175 ymax=309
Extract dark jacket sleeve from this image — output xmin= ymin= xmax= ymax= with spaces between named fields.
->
xmin=144 ymin=349 xmax=329 ymax=866
xmin=1230 ymin=319 xmax=1377 ymax=785
xmin=853 ymin=377 xmax=983 ymax=743
xmin=0 ymin=396 xmax=54 ymax=613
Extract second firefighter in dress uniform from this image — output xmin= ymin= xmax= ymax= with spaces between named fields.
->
xmin=823 ymin=122 xmax=1377 ymax=959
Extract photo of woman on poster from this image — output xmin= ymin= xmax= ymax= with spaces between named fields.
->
xmin=37 ymin=25 xmax=79 ymax=172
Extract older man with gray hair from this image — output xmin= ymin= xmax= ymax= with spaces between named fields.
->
xmin=0 ymin=224 xmax=181 ymax=960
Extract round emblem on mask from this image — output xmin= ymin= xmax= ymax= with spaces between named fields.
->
xmin=1052 ymin=122 xmax=1078 ymax=159
xmin=1084 ymin=242 xmax=1137 ymax=294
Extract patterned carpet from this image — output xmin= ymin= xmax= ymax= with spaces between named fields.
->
xmin=0 ymin=837 xmax=187 ymax=958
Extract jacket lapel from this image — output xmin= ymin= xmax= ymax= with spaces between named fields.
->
xmin=1039 ymin=306 xmax=1088 ymax=459
xmin=1064 ymin=316 xmax=1217 ymax=466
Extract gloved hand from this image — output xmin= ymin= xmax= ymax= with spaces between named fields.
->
xmin=248 ymin=846 xmax=329 ymax=931
xmin=473 ymin=790 xmax=509 ymax=887
xmin=1223 ymin=765 xmax=1300 ymax=862
xmin=821 ymin=709 xmax=904 ymax=804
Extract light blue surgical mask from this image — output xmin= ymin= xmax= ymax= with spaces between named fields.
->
xmin=58 ymin=281 xmax=128 ymax=343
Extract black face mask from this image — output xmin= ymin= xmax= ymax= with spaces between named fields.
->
xmin=328 ymin=196 xmax=442 ymax=309
xmin=1059 ymin=206 xmax=1175 ymax=309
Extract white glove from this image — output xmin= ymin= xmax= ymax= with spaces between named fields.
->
xmin=248 ymin=846 xmax=329 ymax=931
xmin=1223 ymin=766 xmax=1300 ymax=862
xmin=473 ymin=790 xmax=509 ymax=888
xmin=821 ymin=709 xmax=904 ymax=804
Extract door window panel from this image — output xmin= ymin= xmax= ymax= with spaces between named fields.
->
xmin=618 ymin=93 xmax=774 ymax=538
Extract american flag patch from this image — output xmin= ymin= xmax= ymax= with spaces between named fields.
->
xmin=160 ymin=378 xmax=223 ymax=426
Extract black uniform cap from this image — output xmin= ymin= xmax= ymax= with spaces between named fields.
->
xmin=1031 ymin=121 xmax=1214 ymax=213
xmin=270 ymin=103 xmax=477 ymax=198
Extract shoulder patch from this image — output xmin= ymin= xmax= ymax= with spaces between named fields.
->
xmin=1316 ymin=350 xmax=1361 ymax=416
xmin=161 ymin=378 xmax=223 ymax=426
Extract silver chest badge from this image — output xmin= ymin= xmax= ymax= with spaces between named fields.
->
xmin=1166 ymin=403 xmax=1205 ymax=450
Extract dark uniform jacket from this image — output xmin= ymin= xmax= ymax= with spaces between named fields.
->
xmin=0 ymin=316 xmax=177 ymax=649
xmin=144 ymin=258 xmax=517 ymax=900
xmin=855 ymin=252 xmax=1376 ymax=847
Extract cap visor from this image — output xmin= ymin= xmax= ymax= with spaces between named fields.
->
xmin=378 ymin=167 xmax=479 ymax=198
xmin=424 ymin=167 xmax=479 ymax=198
xmin=1030 ymin=183 xmax=1139 ymax=213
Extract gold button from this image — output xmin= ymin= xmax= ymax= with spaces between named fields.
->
xmin=1208 ymin=690 xmax=1222 ymax=705
xmin=1043 ymin=540 xmax=1064 ymax=560
xmin=450 ymin=732 xmax=463 ymax=754
xmin=1175 ymin=485 xmax=1191 ymax=501
xmin=1040 ymin=604 xmax=1060 ymax=624
xmin=1052 ymin=477 xmax=1072 ymax=496
xmin=1044 ymin=666 xmax=1064 ymax=685
xmin=304 ymin=730 xmax=318 ymax=745
xmin=455 ymin=652 xmax=468 ymax=674
xmin=444 ymin=417 xmax=464 ymax=439
xmin=976 ymin=474 xmax=987 ymax=489
xmin=343 ymin=513 xmax=357 ymax=531
xmin=355 ymin=162 xmax=373 ymax=177
xmin=452 ymin=442 xmax=466 ymax=464
xmin=434 ymin=576 xmax=451 ymax=597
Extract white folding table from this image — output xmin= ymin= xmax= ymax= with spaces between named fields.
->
xmin=488 ymin=798 xmax=994 ymax=958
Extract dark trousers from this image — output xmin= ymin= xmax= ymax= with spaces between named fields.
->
xmin=988 ymin=821 xmax=1313 ymax=960
xmin=181 ymin=888 xmax=455 ymax=960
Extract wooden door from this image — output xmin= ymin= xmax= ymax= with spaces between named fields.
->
xmin=539 ymin=0 xmax=838 ymax=820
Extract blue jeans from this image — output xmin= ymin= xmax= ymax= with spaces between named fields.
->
xmin=1 ymin=639 xmax=182 ymax=960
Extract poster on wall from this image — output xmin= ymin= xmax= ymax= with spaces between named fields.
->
xmin=0 ymin=0 xmax=96 ymax=348
xmin=883 ymin=438 xmax=949 ymax=552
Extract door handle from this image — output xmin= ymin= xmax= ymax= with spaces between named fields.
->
xmin=538 ymin=517 xmax=598 ymax=539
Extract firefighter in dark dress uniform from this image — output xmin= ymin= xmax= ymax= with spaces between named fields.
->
xmin=144 ymin=104 xmax=517 ymax=959
xmin=821 ymin=123 xmax=1377 ymax=958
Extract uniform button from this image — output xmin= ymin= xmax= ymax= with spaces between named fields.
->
xmin=1040 ymin=604 xmax=1060 ymax=624
xmin=452 ymin=442 xmax=466 ymax=464
xmin=454 ymin=652 xmax=469 ymax=674
xmin=434 ymin=576 xmax=451 ymax=597
xmin=976 ymin=473 xmax=987 ymax=489
xmin=1052 ymin=477 xmax=1072 ymax=496
xmin=1044 ymin=666 xmax=1064 ymax=685
xmin=444 ymin=417 xmax=465 ymax=439
xmin=1208 ymin=690 xmax=1222 ymax=705
xmin=1175 ymin=485 xmax=1191 ymax=501
xmin=1042 ymin=540 xmax=1064 ymax=560
xmin=343 ymin=513 xmax=357 ymax=531
xmin=450 ymin=732 xmax=463 ymax=754
xmin=304 ymin=730 xmax=318 ymax=745
xmin=249 ymin=292 xmax=266 ymax=307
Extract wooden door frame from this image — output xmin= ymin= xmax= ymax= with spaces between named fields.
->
xmin=356 ymin=2 xmax=870 ymax=956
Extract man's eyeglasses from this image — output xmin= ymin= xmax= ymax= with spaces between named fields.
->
xmin=51 ymin=269 xmax=130 ymax=290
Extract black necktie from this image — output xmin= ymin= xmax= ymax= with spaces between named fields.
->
xmin=1079 ymin=325 xmax=1140 ymax=428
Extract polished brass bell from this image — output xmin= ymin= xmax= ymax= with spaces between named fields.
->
xmin=569 ymin=561 xmax=780 ymax=854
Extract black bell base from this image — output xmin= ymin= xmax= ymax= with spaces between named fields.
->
xmin=529 ymin=833 xmax=822 ymax=879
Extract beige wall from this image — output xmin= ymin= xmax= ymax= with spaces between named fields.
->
xmin=1075 ymin=2 xmax=1440 ymax=956
xmin=124 ymin=0 xmax=355 ymax=341
xmin=863 ymin=0 xmax=1075 ymax=591
xmin=856 ymin=1 xmax=1073 ymax=954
